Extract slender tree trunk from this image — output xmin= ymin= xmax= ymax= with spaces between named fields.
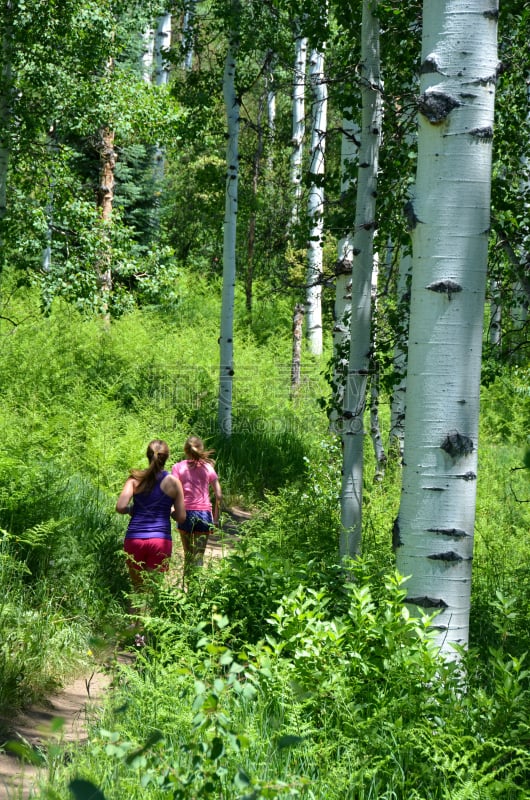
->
xmin=389 ymin=248 xmax=412 ymax=457
xmin=291 ymin=303 xmax=305 ymax=397
xmin=266 ymin=64 xmax=276 ymax=171
xmin=290 ymin=32 xmax=307 ymax=229
xmin=96 ymin=124 xmax=117 ymax=323
xmin=155 ymin=12 xmax=171 ymax=87
xmin=42 ymin=123 xmax=57 ymax=276
xmin=395 ymin=0 xmax=499 ymax=656
xmin=305 ymin=46 xmax=327 ymax=356
xmin=0 ymin=1 xmax=14 ymax=271
xmin=369 ymin=253 xmax=386 ymax=480
xmin=182 ymin=0 xmax=196 ymax=70
xmin=330 ymin=112 xmax=360 ymax=430
xmin=153 ymin=11 xmax=171 ymax=202
xmin=218 ymin=7 xmax=240 ymax=436
xmin=340 ymin=0 xmax=382 ymax=560
xmin=488 ymin=278 xmax=502 ymax=348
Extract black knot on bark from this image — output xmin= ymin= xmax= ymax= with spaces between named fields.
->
xmin=426 ymin=279 xmax=462 ymax=299
xmin=441 ymin=431 xmax=474 ymax=458
xmin=461 ymin=471 xmax=477 ymax=481
xmin=427 ymin=527 xmax=469 ymax=538
xmin=418 ymin=90 xmax=461 ymax=123
xmin=420 ymin=54 xmax=440 ymax=74
xmin=469 ymin=126 xmax=493 ymax=140
xmin=428 ymin=551 xmax=463 ymax=562
xmin=483 ymin=8 xmax=499 ymax=20
xmin=406 ymin=596 xmax=448 ymax=610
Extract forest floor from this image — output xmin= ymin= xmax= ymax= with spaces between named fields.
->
xmin=0 ymin=507 xmax=251 ymax=800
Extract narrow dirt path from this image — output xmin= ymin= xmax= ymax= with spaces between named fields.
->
xmin=0 ymin=507 xmax=250 ymax=799
xmin=0 ymin=670 xmax=112 ymax=800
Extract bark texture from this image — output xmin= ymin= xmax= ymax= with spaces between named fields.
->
xmin=305 ymin=46 xmax=327 ymax=356
xmin=340 ymin=0 xmax=382 ymax=560
xmin=395 ymin=0 xmax=499 ymax=655
xmin=218 ymin=12 xmax=240 ymax=436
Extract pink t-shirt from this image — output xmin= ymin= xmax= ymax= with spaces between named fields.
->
xmin=171 ymin=460 xmax=218 ymax=511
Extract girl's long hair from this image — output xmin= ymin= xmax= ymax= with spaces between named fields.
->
xmin=130 ymin=440 xmax=170 ymax=494
xmin=183 ymin=435 xmax=215 ymax=466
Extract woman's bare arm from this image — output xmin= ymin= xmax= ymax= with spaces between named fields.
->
xmin=116 ymin=477 xmax=137 ymax=514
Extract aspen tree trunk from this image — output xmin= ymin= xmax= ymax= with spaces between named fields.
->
xmin=155 ymin=12 xmax=171 ymax=87
xmin=182 ymin=0 xmax=196 ymax=70
xmin=331 ymin=112 xmax=360 ymax=429
xmin=153 ymin=11 xmax=171 ymax=200
xmin=218 ymin=8 xmax=240 ymax=436
xmin=96 ymin=124 xmax=117 ymax=324
xmin=42 ymin=124 xmax=57 ymax=275
xmin=395 ymin=0 xmax=499 ymax=656
xmin=291 ymin=303 xmax=305 ymax=396
xmin=290 ymin=32 xmax=307 ymax=228
xmin=340 ymin=0 xmax=382 ymax=560
xmin=389 ymin=249 xmax=412 ymax=457
xmin=369 ymin=254 xmax=386 ymax=480
xmin=0 ymin=1 xmax=13 ymax=268
xmin=488 ymin=279 xmax=502 ymax=348
xmin=305 ymin=46 xmax=327 ymax=356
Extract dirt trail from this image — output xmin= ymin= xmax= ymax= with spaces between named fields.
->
xmin=0 ymin=507 xmax=250 ymax=799
xmin=0 ymin=671 xmax=112 ymax=800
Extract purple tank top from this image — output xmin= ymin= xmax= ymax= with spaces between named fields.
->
xmin=125 ymin=471 xmax=173 ymax=540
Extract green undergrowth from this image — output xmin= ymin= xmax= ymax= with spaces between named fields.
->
xmin=0 ymin=291 xmax=529 ymax=797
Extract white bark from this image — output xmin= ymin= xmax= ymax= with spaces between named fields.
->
xmin=389 ymin=249 xmax=412 ymax=457
xmin=0 ymin=4 xmax=13 ymax=231
xmin=152 ymin=13 xmax=172 ymax=226
xmin=42 ymin=124 xmax=57 ymax=274
xmin=395 ymin=0 xmax=499 ymax=656
xmin=218 ymin=17 xmax=240 ymax=436
xmin=340 ymin=0 xmax=382 ymax=560
xmin=290 ymin=34 xmax=307 ymax=228
xmin=330 ymin=112 xmax=360 ymax=429
xmin=305 ymin=47 xmax=327 ymax=356
xmin=369 ymin=253 xmax=386 ymax=480
xmin=182 ymin=0 xmax=196 ymax=70
xmin=488 ymin=278 xmax=502 ymax=347
xmin=155 ymin=13 xmax=171 ymax=87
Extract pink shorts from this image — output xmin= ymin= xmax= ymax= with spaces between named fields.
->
xmin=124 ymin=538 xmax=172 ymax=572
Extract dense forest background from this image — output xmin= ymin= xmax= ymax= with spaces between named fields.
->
xmin=0 ymin=1 xmax=530 ymax=798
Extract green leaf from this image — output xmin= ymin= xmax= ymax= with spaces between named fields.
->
xmin=276 ymin=734 xmax=305 ymax=750
xmin=5 ymin=741 xmax=46 ymax=766
xmin=235 ymin=768 xmax=251 ymax=789
xmin=210 ymin=736 xmax=225 ymax=760
xmin=68 ymin=778 xmax=107 ymax=800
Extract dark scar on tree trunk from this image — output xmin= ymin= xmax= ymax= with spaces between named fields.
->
xmin=420 ymin=55 xmax=440 ymax=74
xmin=418 ymin=91 xmax=461 ymax=123
xmin=458 ymin=471 xmax=477 ymax=481
xmin=469 ymin=126 xmax=493 ymax=140
xmin=427 ymin=527 xmax=470 ymax=538
xmin=406 ymin=596 xmax=448 ymax=609
xmin=428 ymin=551 xmax=470 ymax=562
xmin=441 ymin=431 xmax=474 ymax=458
xmin=426 ymin=279 xmax=462 ymax=299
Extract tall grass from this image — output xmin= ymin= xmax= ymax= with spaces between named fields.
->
xmin=1 ymin=284 xmax=529 ymax=798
